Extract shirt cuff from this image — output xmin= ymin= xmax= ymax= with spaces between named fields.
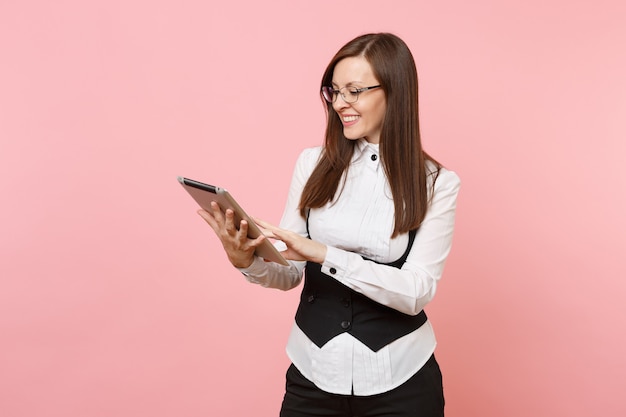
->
xmin=237 ymin=256 xmax=268 ymax=277
xmin=320 ymin=245 xmax=351 ymax=281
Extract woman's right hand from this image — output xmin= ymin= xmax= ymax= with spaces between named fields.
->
xmin=197 ymin=201 xmax=266 ymax=269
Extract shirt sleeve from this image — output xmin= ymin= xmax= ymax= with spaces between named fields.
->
xmin=237 ymin=147 xmax=322 ymax=290
xmin=320 ymin=169 xmax=461 ymax=315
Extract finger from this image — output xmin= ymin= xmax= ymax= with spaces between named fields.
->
xmin=197 ymin=209 xmax=220 ymax=233
xmin=266 ymin=226 xmax=290 ymax=242
xmin=252 ymin=217 xmax=274 ymax=230
xmin=252 ymin=217 xmax=284 ymax=240
xmin=248 ymin=233 xmax=266 ymax=248
xmin=223 ymin=209 xmax=239 ymax=235
xmin=256 ymin=223 xmax=277 ymax=239
xmin=237 ymin=219 xmax=250 ymax=241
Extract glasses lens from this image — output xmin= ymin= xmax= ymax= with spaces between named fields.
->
xmin=344 ymin=89 xmax=358 ymax=103
xmin=321 ymin=87 xmax=334 ymax=103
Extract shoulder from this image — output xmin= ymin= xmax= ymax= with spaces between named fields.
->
xmin=426 ymin=161 xmax=461 ymax=196
xmin=288 ymin=146 xmax=325 ymax=184
xmin=295 ymin=146 xmax=324 ymax=171
xmin=298 ymin=145 xmax=324 ymax=161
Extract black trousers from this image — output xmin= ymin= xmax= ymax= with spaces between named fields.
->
xmin=279 ymin=355 xmax=445 ymax=417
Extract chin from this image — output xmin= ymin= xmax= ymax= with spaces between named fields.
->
xmin=342 ymin=130 xmax=362 ymax=141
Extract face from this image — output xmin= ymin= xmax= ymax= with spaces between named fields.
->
xmin=331 ymin=56 xmax=387 ymax=144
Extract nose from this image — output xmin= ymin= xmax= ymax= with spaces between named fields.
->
xmin=333 ymin=94 xmax=350 ymax=112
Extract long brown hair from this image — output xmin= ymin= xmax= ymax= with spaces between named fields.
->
xmin=299 ymin=33 xmax=440 ymax=237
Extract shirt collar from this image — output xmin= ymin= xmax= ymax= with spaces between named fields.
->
xmin=350 ymin=139 xmax=380 ymax=173
xmin=354 ymin=138 xmax=380 ymax=160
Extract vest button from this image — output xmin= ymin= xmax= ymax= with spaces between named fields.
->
xmin=329 ymin=267 xmax=337 ymax=274
xmin=341 ymin=320 xmax=351 ymax=329
xmin=341 ymin=298 xmax=350 ymax=307
xmin=307 ymin=295 xmax=315 ymax=303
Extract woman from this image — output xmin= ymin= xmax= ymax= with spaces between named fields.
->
xmin=199 ymin=33 xmax=460 ymax=417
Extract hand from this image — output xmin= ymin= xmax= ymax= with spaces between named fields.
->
xmin=254 ymin=218 xmax=327 ymax=264
xmin=197 ymin=202 xmax=267 ymax=268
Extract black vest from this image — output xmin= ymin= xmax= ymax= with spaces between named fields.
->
xmin=295 ymin=229 xmax=427 ymax=352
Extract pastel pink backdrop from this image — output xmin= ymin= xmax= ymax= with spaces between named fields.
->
xmin=1 ymin=1 xmax=625 ymax=416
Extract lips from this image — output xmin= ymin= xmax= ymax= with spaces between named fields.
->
xmin=342 ymin=115 xmax=360 ymax=125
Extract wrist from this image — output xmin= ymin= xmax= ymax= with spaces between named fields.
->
xmin=315 ymin=244 xmax=328 ymax=264
xmin=230 ymin=255 xmax=255 ymax=269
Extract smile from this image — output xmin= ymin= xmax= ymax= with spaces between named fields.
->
xmin=343 ymin=115 xmax=360 ymax=123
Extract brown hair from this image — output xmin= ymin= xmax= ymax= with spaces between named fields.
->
xmin=299 ymin=33 xmax=440 ymax=237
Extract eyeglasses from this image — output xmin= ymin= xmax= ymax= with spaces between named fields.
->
xmin=321 ymin=85 xmax=381 ymax=104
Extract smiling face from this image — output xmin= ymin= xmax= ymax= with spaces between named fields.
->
xmin=331 ymin=56 xmax=387 ymax=144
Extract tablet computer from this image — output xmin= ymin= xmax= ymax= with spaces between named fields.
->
xmin=177 ymin=176 xmax=289 ymax=266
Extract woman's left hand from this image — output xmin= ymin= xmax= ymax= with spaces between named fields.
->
xmin=254 ymin=218 xmax=327 ymax=264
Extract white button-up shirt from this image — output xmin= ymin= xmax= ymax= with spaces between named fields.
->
xmin=240 ymin=139 xmax=460 ymax=395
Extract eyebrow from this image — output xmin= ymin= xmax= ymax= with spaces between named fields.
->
xmin=331 ymin=81 xmax=364 ymax=88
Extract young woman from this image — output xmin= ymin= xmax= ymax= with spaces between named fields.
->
xmin=199 ymin=33 xmax=460 ymax=417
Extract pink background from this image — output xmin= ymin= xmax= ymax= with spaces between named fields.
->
xmin=1 ymin=1 xmax=625 ymax=416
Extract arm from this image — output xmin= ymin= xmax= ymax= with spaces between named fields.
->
xmin=197 ymin=199 xmax=304 ymax=291
xmin=235 ymin=148 xmax=324 ymax=290
xmin=318 ymin=169 xmax=461 ymax=315
xmin=258 ymin=167 xmax=461 ymax=313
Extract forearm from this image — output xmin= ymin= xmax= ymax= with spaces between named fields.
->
xmin=317 ymin=169 xmax=460 ymax=315
xmin=238 ymin=256 xmax=304 ymax=291
xmin=321 ymin=246 xmax=438 ymax=315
